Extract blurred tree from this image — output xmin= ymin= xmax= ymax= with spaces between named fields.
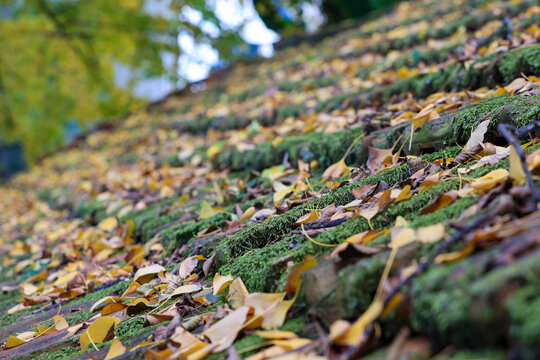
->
xmin=0 ymin=0 xmax=241 ymax=162
xmin=0 ymin=0 xmax=398 ymax=163
xmin=254 ymin=0 xmax=401 ymax=32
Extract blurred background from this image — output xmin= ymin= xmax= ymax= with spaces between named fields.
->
xmin=0 ymin=0 xmax=399 ymax=175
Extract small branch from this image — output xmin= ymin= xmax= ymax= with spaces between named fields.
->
xmin=302 ymin=218 xmax=348 ymax=230
xmin=498 ymin=123 xmax=540 ymax=211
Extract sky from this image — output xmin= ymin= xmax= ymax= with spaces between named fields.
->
xmin=129 ymin=0 xmax=281 ymax=100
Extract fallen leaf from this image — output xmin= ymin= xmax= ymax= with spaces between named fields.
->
xmin=202 ymin=306 xmax=250 ymax=352
xmin=172 ymin=284 xmax=203 ymax=297
xmin=105 ymin=338 xmax=127 ymax=360
xmin=416 ymin=223 xmax=446 ymax=243
xmin=367 ymin=147 xmax=393 ymax=173
xmin=213 ymin=273 xmax=234 ymax=295
xmin=80 ymin=316 xmax=121 ymax=351
xmin=284 ymin=255 xmax=318 ymax=293
xmin=420 ymin=192 xmax=457 ymax=215
xmin=509 ymin=145 xmax=526 ymax=185
xmin=133 ymin=264 xmax=165 ymax=284
xmin=179 ymin=256 xmax=200 ymax=279
xmin=199 ymin=201 xmax=217 ymax=219
xmin=98 ymin=217 xmax=118 ymax=232
xmin=471 ymin=169 xmax=509 ymax=193
xmin=322 ymin=159 xmax=348 ymax=180
xmin=228 ymin=277 xmax=249 ymax=309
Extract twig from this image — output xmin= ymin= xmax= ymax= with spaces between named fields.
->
xmin=302 ymin=218 xmax=348 ymax=230
xmin=498 ymin=123 xmax=540 ymax=210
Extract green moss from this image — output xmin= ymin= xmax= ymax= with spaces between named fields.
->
xmin=216 ymin=164 xmax=409 ymax=266
xmin=411 ymin=249 xmax=540 ymax=350
xmin=115 ymin=317 xmax=147 ymax=338
xmin=161 ymin=211 xmax=233 ymax=250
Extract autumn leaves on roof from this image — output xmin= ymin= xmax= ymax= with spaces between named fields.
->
xmin=1 ymin=0 xmax=540 ymax=359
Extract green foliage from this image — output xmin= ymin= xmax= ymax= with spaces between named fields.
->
xmin=0 ymin=0 xmax=243 ymax=162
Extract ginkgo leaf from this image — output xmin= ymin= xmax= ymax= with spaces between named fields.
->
xmin=255 ymin=330 xmax=298 ymax=340
xmin=509 ymin=145 xmax=526 ymax=185
xmin=367 ymin=146 xmax=393 ymax=173
xmin=105 ymin=338 xmax=127 ymax=360
xmin=471 ymin=169 xmax=509 ymax=193
xmin=179 ymin=256 xmax=200 ymax=279
xmin=239 ymin=206 xmax=256 ymax=222
xmin=98 ymin=217 xmax=118 ymax=232
xmin=212 ymin=273 xmax=234 ymax=295
xmin=390 ymin=228 xmax=416 ymax=249
xmin=228 ymin=277 xmax=249 ymax=309
xmin=412 ymin=104 xmax=440 ymax=128
xmin=133 ymin=264 xmax=165 ymax=284
xmin=284 ymin=255 xmax=318 ymax=293
xmin=90 ymin=296 xmax=125 ymax=313
xmin=53 ymin=315 xmax=69 ymax=330
xmin=420 ymin=192 xmax=457 ymax=215
xmin=463 ymin=120 xmax=490 ymax=152
xmin=172 ymin=284 xmax=203 ymax=297
xmin=203 ymin=306 xmax=250 ymax=352
xmin=80 ymin=316 xmax=121 ymax=351
xmin=394 ymin=185 xmax=412 ymax=202
xmin=322 ymin=159 xmax=348 ymax=180
xmin=199 ymin=201 xmax=216 ymax=219
xmin=416 ymin=223 xmax=446 ymax=243
xmin=293 ymin=211 xmax=319 ymax=225
xmin=4 ymin=334 xmax=31 ymax=349
xmin=332 ymin=300 xmax=383 ymax=346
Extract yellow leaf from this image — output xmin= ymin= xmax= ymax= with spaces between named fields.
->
xmin=390 ymin=228 xmax=416 ymax=249
xmin=255 ymin=330 xmax=297 ymax=340
xmin=54 ymin=315 xmax=69 ymax=330
xmin=284 ymin=255 xmax=318 ymax=293
xmin=416 ymin=223 xmax=445 ymax=243
xmin=228 ymin=277 xmax=249 ymax=309
xmin=20 ymin=283 xmax=38 ymax=296
xmin=293 ymin=211 xmax=318 ymax=225
xmin=172 ymin=284 xmax=203 ymax=297
xmin=133 ymin=264 xmax=165 ymax=284
xmin=243 ymin=293 xmax=294 ymax=329
xmin=206 ymin=143 xmax=221 ymax=159
xmin=90 ymin=296 xmax=125 ymax=313
xmin=212 ymin=273 xmax=234 ymax=296
xmin=98 ymin=217 xmax=118 ymax=232
xmin=271 ymin=338 xmax=311 ymax=350
xmin=202 ymin=306 xmax=250 ymax=352
xmin=239 ymin=207 xmax=256 ymax=222
xmin=394 ymin=185 xmax=412 ymax=202
xmin=322 ymin=159 xmax=348 ymax=180
xmin=333 ymin=300 xmax=383 ymax=346
xmin=101 ymin=303 xmax=127 ymax=316
xmin=412 ymin=104 xmax=439 ymax=128
xmin=199 ymin=201 xmax=216 ymax=219
xmin=471 ymin=169 xmax=509 ymax=193
xmin=4 ymin=335 xmax=29 ymax=349
xmin=509 ymin=145 xmax=526 ymax=185
xmin=80 ymin=316 xmax=121 ymax=351
xmin=105 ymin=338 xmax=127 ymax=360
xmin=179 ymin=256 xmax=200 ymax=279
